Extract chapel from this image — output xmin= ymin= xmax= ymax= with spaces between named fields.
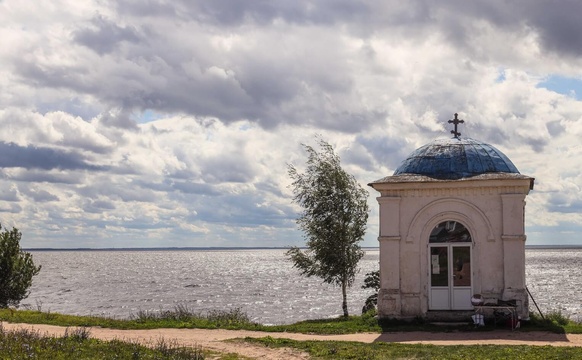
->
xmin=368 ymin=114 xmax=534 ymax=321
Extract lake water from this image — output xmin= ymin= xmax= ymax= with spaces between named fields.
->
xmin=23 ymin=248 xmax=582 ymax=325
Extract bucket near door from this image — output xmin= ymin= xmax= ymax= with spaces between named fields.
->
xmin=471 ymin=294 xmax=483 ymax=306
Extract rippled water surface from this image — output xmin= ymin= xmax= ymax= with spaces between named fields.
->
xmin=26 ymin=249 xmax=379 ymax=325
xmin=525 ymin=249 xmax=582 ymax=321
xmin=24 ymin=248 xmax=582 ymax=324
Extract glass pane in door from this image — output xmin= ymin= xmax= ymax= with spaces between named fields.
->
xmin=452 ymin=246 xmax=471 ymax=287
xmin=430 ymin=246 xmax=448 ymax=286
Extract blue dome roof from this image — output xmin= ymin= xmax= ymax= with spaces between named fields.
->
xmin=393 ymin=137 xmax=520 ymax=180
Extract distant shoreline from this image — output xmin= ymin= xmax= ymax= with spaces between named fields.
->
xmin=23 ymin=245 xmax=582 ymax=251
xmin=24 ymin=246 xmax=380 ymax=252
xmin=25 ymin=246 xmax=295 ymax=252
xmin=525 ymin=244 xmax=582 ymax=249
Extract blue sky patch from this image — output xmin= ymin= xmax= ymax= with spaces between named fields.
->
xmin=135 ymin=110 xmax=165 ymax=123
xmin=495 ymin=69 xmax=506 ymax=83
xmin=537 ymin=75 xmax=582 ymax=100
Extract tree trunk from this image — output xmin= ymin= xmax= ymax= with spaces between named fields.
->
xmin=342 ymin=280 xmax=349 ymax=317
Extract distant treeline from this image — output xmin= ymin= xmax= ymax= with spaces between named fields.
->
xmin=24 ymin=246 xmax=381 ymax=252
xmin=25 ymin=245 xmax=580 ymax=251
xmin=25 ymin=247 xmax=291 ymax=252
xmin=525 ymin=245 xmax=582 ymax=249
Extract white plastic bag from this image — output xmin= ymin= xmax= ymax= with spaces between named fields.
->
xmin=472 ymin=314 xmax=485 ymax=326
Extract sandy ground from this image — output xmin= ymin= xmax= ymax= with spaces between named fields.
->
xmin=3 ymin=322 xmax=582 ymax=359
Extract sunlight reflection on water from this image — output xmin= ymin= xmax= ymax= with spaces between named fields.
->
xmin=26 ymin=249 xmax=379 ymax=325
xmin=24 ymin=248 xmax=581 ymax=324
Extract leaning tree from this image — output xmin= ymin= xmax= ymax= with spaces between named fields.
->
xmin=286 ymin=138 xmax=369 ymax=317
xmin=0 ymin=224 xmax=41 ymax=308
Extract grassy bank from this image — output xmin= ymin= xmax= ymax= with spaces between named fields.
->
xmin=1 ymin=306 xmax=581 ymax=334
xmin=244 ymin=337 xmax=582 ymax=360
xmin=0 ymin=306 xmax=383 ymax=334
xmin=0 ymin=323 xmax=207 ymax=360
xmin=3 ymin=308 xmax=582 ymax=360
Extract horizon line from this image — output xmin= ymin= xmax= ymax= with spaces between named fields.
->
xmin=23 ymin=244 xmax=582 ymax=251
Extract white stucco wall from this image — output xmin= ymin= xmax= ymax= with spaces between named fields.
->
xmin=370 ymin=176 xmax=533 ymax=320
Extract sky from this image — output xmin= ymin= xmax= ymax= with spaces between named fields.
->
xmin=1 ymin=1 xmax=582 ymax=248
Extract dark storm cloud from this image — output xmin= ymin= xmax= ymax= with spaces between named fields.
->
xmin=128 ymin=0 xmax=582 ymax=58
xmin=10 ymin=1 xmax=383 ymax=131
xmin=0 ymin=185 xmax=19 ymax=201
xmin=98 ymin=109 xmax=138 ymax=129
xmin=0 ymin=142 xmax=106 ymax=171
xmin=546 ymin=120 xmax=566 ymax=137
xmin=355 ymin=134 xmax=420 ymax=172
xmin=116 ymin=0 xmax=371 ymax=26
xmin=524 ymin=2 xmax=582 ymax=57
xmin=547 ymin=195 xmax=582 ymax=214
xmin=18 ymin=187 xmax=60 ymax=203
xmin=171 ymin=181 xmax=221 ymax=196
xmin=83 ymin=199 xmax=116 ymax=213
xmin=466 ymin=113 xmax=550 ymax=153
xmin=432 ymin=1 xmax=582 ymax=57
xmin=5 ymin=169 xmax=85 ymax=185
xmin=0 ymin=203 xmax=22 ymax=214
xmin=76 ymin=178 xmax=161 ymax=203
xmin=199 ymin=156 xmax=257 ymax=183
xmin=95 ymin=51 xmax=361 ymax=130
xmin=16 ymin=61 xmax=92 ymax=93
xmin=73 ymin=14 xmax=142 ymax=55
xmin=115 ymin=0 xmax=180 ymax=18
xmin=192 ymin=192 xmax=295 ymax=227
xmin=34 ymin=98 xmax=102 ymax=125
xmin=255 ymin=180 xmax=286 ymax=198
xmin=10 ymin=0 xmax=582 ymax=151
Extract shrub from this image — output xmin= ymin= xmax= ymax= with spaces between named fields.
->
xmin=0 ymin=225 xmax=41 ymax=308
xmin=361 ymin=270 xmax=379 ymax=314
xmin=545 ymin=310 xmax=570 ymax=326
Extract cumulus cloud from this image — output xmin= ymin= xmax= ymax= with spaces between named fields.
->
xmin=73 ymin=14 xmax=142 ymax=55
xmin=1 ymin=0 xmax=582 ymax=247
xmin=0 ymin=142 xmax=106 ymax=171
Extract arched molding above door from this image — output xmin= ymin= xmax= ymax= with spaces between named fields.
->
xmin=405 ymin=198 xmax=495 ymax=244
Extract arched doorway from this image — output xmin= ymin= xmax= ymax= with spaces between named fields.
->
xmin=428 ymin=221 xmax=473 ymax=310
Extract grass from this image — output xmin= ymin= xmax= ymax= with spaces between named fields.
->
xmin=0 ymin=306 xmax=384 ymax=334
xmin=0 ymin=323 xmax=207 ymax=360
xmin=0 ymin=306 xmax=266 ymax=331
xmin=1 ymin=306 xmax=581 ymax=334
xmin=526 ymin=311 xmax=582 ymax=334
xmin=2 ymin=307 xmax=582 ymax=359
xmin=243 ymin=337 xmax=582 ymax=359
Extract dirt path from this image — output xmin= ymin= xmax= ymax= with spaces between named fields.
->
xmin=3 ymin=322 xmax=582 ymax=359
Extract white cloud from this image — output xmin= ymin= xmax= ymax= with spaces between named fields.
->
xmin=1 ymin=1 xmax=582 ymax=247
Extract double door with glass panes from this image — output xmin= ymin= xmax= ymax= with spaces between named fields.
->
xmin=429 ymin=221 xmax=473 ymax=310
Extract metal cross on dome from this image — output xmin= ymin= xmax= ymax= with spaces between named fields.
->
xmin=448 ymin=113 xmax=464 ymax=138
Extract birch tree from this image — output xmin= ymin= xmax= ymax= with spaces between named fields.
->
xmin=287 ymin=138 xmax=369 ymax=317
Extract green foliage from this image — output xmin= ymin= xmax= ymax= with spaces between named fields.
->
xmin=525 ymin=310 xmax=582 ymax=333
xmin=545 ymin=310 xmax=570 ymax=326
xmin=0 ymin=224 xmax=41 ymax=308
xmin=246 ymin=337 xmax=582 ymax=360
xmin=0 ymin=307 xmax=384 ymax=335
xmin=267 ymin=312 xmax=382 ymax=334
xmin=287 ymin=138 xmax=369 ymax=317
xmin=362 ymin=270 xmax=380 ymax=291
xmin=0 ymin=307 xmax=262 ymax=331
xmin=361 ymin=270 xmax=380 ymax=314
xmin=63 ymin=326 xmax=92 ymax=341
xmin=130 ymin=306 xmax=255 ymax=329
